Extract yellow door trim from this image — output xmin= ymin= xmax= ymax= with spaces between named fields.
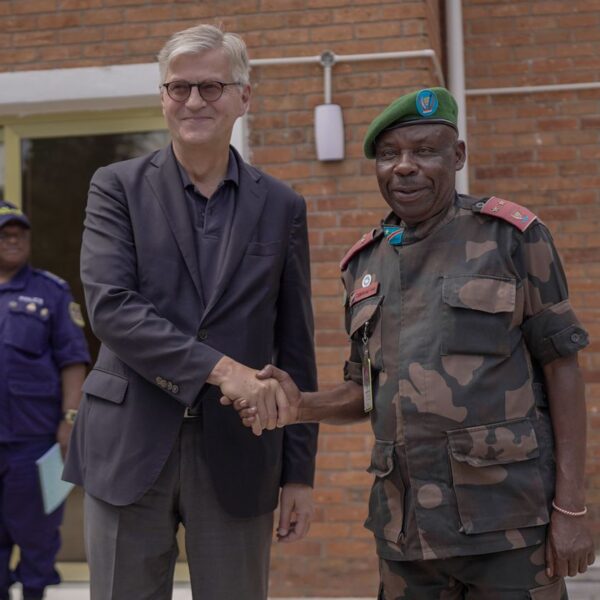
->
xmin=1 ymin=109 xmax=166 ymax=207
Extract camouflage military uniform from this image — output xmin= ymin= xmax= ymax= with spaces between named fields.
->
xmin=378 ymin=542 xmax=568 ymax=599
xmin=341 ymin=194 xmax=588 ymax=598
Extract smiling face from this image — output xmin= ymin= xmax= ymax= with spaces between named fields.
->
xmin=374 ymin=124 xmax=466 ymax=226
xmin=161 ymin=48 xmax=251 ymax=153
xmin=0 ymin=223 xmax=30 ymax=276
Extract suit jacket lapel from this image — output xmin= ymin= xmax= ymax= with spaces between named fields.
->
xmin=146 ymin=146 xmax=205 ymax=304
xmin=202 ymin=153 xmax=266 ymax=318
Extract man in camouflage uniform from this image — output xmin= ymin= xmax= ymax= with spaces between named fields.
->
xmin=227 ymin=88 xmax=595 ymax=599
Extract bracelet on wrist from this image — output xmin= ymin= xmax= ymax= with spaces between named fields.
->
xmin=551 ymin=499 xmax=587 ymax=517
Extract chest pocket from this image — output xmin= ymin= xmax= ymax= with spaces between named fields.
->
xmin=5 ymin=304 xmax=50 ymax=356
xmin=441 ymin=275 xmax=515 ymax=357
xmin=348 ymin=294 xmax=384 ymax=372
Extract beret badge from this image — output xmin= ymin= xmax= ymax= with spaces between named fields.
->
xmin=416 ymin=89 xmax=439 ymax=117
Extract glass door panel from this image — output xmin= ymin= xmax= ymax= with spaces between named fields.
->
xmin=20 ymin=130 xmax=170 ymax=561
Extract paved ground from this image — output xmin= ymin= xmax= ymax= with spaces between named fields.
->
xmin=7 ymin=563 xmax=599 ymax=598
xmin=11 ymin=569 xmax=598 ymax=599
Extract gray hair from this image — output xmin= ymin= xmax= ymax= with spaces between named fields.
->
xmin=157 ymin=24 xmax=250 ymax=86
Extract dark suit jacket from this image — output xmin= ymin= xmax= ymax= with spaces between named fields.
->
xmin=64 ymin=145 xmax=318 ymax=517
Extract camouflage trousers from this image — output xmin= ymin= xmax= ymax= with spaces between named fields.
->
xmin=379 ymin=543 xmax=568 ymax=600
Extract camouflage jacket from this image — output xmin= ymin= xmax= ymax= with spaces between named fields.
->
xmin=341 ymin=194 xmax=589 ymax=561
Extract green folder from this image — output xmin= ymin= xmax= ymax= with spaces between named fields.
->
xmin=35 ymin=443 xmax=74 ymax=515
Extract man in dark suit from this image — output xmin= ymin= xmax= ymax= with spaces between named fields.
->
xmin=63 ymin=23 xmax=318 ymax=600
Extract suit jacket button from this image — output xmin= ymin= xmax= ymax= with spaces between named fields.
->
xmin=172 ymin=385 xmax=179 ymax=394
xmin=167 ymin=381 xmax=173 ymax=391
xmin=155 ymin=376 xmax=163 ymax=385
xmin=197 ymin=329 xmax=208 ymax=340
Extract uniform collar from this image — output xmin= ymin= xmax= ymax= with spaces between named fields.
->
xmin=382 ymin=193 xmax=459 ymax=245
xmin=0 ymin=263 xmax=31 ymax=291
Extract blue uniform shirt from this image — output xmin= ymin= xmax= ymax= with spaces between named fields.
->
xmin=0 ymin=265 xmax=90 ymax=441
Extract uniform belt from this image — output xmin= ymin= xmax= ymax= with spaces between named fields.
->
xmin=184 ymin=384 xmax=220 ymax=419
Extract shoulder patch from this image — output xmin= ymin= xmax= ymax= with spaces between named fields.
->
xmin=340 ymin=229 xmax=379 ymax=271
xmin=480 ymin=196 xmax=537 ymax=232
xmin=36 ymin=269 xmax=68 ymax=289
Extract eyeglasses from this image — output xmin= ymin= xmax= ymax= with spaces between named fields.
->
xmin=0 ymin=229 xmax=29 ymax=243
xmin=161 ymin=80 xmax=241 ymax=103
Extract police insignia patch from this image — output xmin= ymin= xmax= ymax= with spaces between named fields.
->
xmin=69 ymin=302 xmax=85 ymax=327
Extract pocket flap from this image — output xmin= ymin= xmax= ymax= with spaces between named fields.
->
xmin=82 ymin=369 xmax=128 ymax=404
xmin=448 ymin=418 xmax=539 ymax=467
xmin=529 ymin=578 xmax=566 ymax=599
xmin=442 ymin=275 xmax=516 ymax=314
xmin=349 ymin=296 xmax=383 ymax=337
xmin=367 ymin=440 xmax=395 ymax=477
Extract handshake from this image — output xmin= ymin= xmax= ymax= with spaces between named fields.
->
xmin=217 ymin=361 xmax=301 ymax=436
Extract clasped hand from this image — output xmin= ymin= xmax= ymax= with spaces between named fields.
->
xmin=220 ymin=364 xmax=299 ymax=435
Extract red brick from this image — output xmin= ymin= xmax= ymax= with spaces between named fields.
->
xmin=37 ymin=12 xmax=81 ymax=28
xmin=103 ymin=23 xmax=150 ymax=41
xmin=83 ymin=42 xmax=128 ymax=58
xmin=59 ymin=0 xmax=103 ymax=7
xmin=81 ymin=8 xmax=124 ymax=25
xmin=0 ymin=47 xmax=38 ymax=64
xmin=12 ymin=0 xmax=56 ymax=13
xmin=58 ymin=27 xmax=103 ymax=44
xmin=2 ymin=15 xmax=38 ymax=31
xmin=13 ymin=30 xmax=57 ymax=46
xmin=125 ymin=6 xmax=174 ymax=22
xmin=324 ymin=540 xmax=374 ymax=557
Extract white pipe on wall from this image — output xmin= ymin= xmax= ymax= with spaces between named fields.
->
xmin=251 ymin=49 xmax=445 ymax=86
xmin=466 ymin=81 xmax=600 ymax=96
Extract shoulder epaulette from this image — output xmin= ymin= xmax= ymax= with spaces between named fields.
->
xmin=340 ymin=229 xmax=379 ymax=271
xmin=479 ymin=196 xmax=537 ymax=232
xmin=35 ymin=269 xmax=68 ymax=288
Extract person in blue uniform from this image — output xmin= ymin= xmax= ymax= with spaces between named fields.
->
xmin=0 ymin=201 xmax=89 ymax=600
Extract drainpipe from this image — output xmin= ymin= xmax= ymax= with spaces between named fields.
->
xmin=445 ymin=0 xmax=469 ymax=194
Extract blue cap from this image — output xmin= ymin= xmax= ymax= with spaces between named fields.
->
xmin=0 ymin=201 xmax=31 ymax=229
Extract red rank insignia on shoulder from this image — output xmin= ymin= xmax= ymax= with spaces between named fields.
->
xmin=480 ymin=196 xmax=537 ymax=232
xmin=340 ymin=229 xmax=378 ymax=271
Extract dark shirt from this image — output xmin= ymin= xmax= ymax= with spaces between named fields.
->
xmin=175 ymin=147 xmax=239 ymax=305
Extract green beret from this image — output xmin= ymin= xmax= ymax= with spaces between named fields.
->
xmin=363 ymin=87 xmax=458 ymax=159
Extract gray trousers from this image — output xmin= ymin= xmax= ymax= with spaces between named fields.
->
xmin=84 ymin=420 xmax=274 ymax=600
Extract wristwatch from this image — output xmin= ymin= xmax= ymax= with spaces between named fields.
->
xmin=63 ymin=409 xmax=78 ymax=425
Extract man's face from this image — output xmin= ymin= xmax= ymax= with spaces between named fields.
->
xmin=374 ymin=124 xmax=466 ymax=226
xmin=0 ymin=223 xmax=30 ymax=273
xmin=161 ymin=48 xmax=251 ymax=150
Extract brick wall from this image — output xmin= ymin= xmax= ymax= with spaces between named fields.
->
xmin=0 ymin=1 xmax=598 ymax=596
xmin=463 ymin=0 xmax=600 ymax=548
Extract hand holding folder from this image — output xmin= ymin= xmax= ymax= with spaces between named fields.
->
xmin=36 ymin=443 xmax=74 ymax=515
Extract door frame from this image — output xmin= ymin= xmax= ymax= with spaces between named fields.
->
xmin=2 ymin=108 xmax=167 ymax=206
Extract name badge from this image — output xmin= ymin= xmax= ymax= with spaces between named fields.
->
xmin=361 ymin=321 xmax=373 ymax=413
